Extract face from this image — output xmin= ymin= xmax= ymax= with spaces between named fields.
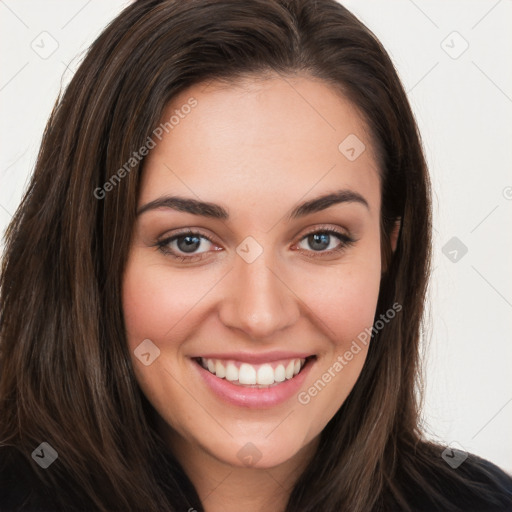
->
xmin=122 ymin=75 xmax=385 ymax=471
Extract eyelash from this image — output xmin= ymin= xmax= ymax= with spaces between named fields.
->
xmin=155 ymin=226 xmax=356 ymax=263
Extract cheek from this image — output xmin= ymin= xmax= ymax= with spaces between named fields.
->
xmin=291 ymin=256 xmax=381 ymax=435
xmin=122 ymin=256 xmax=220 ymax=346
xmin=292 ymin=251 xmax=382 ymax=350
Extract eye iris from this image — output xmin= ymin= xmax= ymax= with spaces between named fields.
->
xmin=308 ymin=233 xmax=330 ymax=251
xmin=177 ymin=235 xmax=201 ymax=253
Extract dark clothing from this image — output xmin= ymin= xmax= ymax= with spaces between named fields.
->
xmin=392 ymin=451 xmax=512 ymax=511
xmin=0 ymin=446 xmax=57 ymax=511
xmin=1 ymin=445 xmax=511 ymax=511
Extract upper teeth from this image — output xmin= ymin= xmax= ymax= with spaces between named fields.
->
xmin=200 ymin=357 xmax=306 ymax=386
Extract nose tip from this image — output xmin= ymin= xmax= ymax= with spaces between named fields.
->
xmin=218 ymin=257 xmax=299 ymax=340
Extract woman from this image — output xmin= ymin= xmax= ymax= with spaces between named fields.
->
xmin=0 ymin=0 xmax=511 ymax=511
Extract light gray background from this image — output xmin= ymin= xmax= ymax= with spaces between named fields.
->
xmin=1 ymin=0 xmax=511 ymax=473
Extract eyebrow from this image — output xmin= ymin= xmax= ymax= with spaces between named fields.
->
xmin=136 ymin=189 xmax=369 ymax=220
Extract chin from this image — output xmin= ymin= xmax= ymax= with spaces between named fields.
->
xmin=202 ymin=429 xmax=315 ymax=470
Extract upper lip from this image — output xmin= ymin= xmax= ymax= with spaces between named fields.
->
xmin=191 ymin=351 xmax=315 ymax=364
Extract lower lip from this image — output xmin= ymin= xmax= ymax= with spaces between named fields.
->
xmin=192 ymin=357 xmax=315 ymax=409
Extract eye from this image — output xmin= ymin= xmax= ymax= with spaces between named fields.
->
xmin=295 ymin=228 xmax=355 ymax=256
xmin=156 ymin=231 xmax=220 ymax=261
xmin=155 ymin=227 xmax=355 ymax=262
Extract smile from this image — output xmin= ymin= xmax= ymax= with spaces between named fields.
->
xmin=196 ymin=357 xmax=311 ymax=387
xmin=191 ymin=354 xmax=316 ymax=408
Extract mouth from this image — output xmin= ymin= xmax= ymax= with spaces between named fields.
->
xmin=190 ymin=350 xmax=317 ymax=408
xmin=193 ymin=355 xmax=316 ymax=388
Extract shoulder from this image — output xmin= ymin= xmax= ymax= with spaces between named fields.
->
xmin=398 ymin=448 xmax=512 ymax=511
xmin=0 ymin=445 xmax=58 ymax=511
xmin=453 ymin=454 xmax=512 ymax=510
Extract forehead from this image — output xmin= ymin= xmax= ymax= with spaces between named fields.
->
xmin=140 ymin=74 xmax=381 ymax=215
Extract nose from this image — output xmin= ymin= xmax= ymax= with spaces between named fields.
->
xmin=218 ymin=249 xmax=300 ymax=340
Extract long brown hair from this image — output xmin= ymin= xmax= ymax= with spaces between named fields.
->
xmin=0 ymin=1 xmax=507 ymax=511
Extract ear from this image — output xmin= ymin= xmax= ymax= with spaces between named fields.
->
xmin=390 ymin=218 xmax=401 ymax=254
xmin=381 ymin=218 xmax=401 ymax=276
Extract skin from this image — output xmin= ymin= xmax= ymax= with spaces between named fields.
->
xmin=122 ymin=74 xmax=399 ymax=512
